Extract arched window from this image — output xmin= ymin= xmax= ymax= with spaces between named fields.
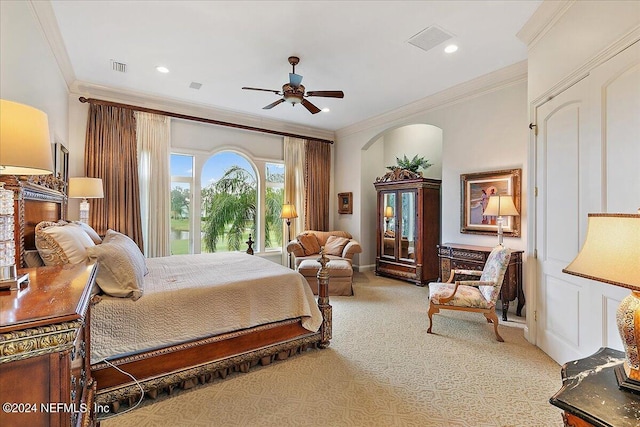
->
xmin=201 ymin=152 xmax=257 ymax=253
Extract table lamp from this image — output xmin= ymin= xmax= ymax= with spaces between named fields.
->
xmin=281 ymin=202 xmax=298 ymax=268
xmin=563 ymin=212 xmax=640 ymax=392
xmin=0 ymin=99 xmax=54 ymax=290
xmin=68 ymin=177 xmax=104 ymax=224
xmin=384 ymin=206 xmax=394 ymax=231
xmin=483 ymin=195 xmax=519 ymax=246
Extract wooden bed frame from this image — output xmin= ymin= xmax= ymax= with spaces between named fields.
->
xmin=2 ymin=175 xmax=332 ymax=411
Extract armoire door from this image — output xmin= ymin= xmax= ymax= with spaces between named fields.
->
xmin=534 ymin=41 xmax=639 ymax=365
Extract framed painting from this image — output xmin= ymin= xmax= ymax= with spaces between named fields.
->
xmin=460 ymin=168 xmax=521 ymax=237
xmin=338 ymin=192 xmax=353 ymax=214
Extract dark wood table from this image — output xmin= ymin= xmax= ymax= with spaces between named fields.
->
xmin=549 ymin=347 xmax=640 ymax=427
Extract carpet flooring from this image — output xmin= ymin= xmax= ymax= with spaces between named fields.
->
xmin=100 ymin=271 xmax=563 ymax=427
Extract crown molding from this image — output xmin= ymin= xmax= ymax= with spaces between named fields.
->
xmin=70 ymin=81 xmax=335 ymax=142
xmin=335 ymin=61 xmax=528 ymax=140
xmin=516 ymin=0 xmax=575 ymax=48
xmin=29 ymin=0 xmax=76 ymax=89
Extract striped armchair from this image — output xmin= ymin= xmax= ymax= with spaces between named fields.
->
xmin=427 ymin=245 xmax=511 ymax=342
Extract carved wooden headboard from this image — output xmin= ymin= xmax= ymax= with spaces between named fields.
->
xmin=0 ymin=175 xmax=67 ymax=268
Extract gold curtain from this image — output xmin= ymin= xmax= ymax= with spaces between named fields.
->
xmin=85 ymin=104 xmax=144 ymax=250
xmin=304 ymin=140 xmax=331 ymax=231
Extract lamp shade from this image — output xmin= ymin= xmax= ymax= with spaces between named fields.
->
xmin=281 ymin=203 xmax=298 ymax=220
xmin=69 ymin=177 xmax=104 ymax=199
xmin=563 ymin=213 xmax=640 ymax=291
xmin=0 ymin=99 xmax=53 ymax=175
xmin=384 ymin=206 xmax=394 ymax=218
xmin=483 ymin=195 xmax=519 ymax=217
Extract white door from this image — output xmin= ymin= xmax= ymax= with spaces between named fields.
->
xmin=534 ymin=41 xmax=640 ymax=364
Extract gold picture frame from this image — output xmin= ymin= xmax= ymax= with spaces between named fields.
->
xmin=460 ymin=168 xmax=521 ymax=237
xmin=338 ymin=192 xmax=353 ymax=214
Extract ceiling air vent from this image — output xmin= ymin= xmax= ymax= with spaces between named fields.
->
xmin=408 ymin=25 xmax=453 ymax=53
xmin=111 ymin=60 xmax=127 ymax=73
xmin=189 ymin=82 xmax=202 ymax=90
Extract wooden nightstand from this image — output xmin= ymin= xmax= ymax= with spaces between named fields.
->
xmin=0 ymin=263 xmax=97 ymax=427
xmin=550 ymin=347 xmax=640 ymax=427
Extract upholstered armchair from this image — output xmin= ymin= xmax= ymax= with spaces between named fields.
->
xmin=287 ymin=230 xmax=362 ymax=268
xmin=427 ymin=245 xmax=511 ymax=342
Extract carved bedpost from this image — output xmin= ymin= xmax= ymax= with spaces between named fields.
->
xmin=316 ymin=247 xmax=332 ymax=348
xmin=245 ymin=234 xmax=254 ymax=255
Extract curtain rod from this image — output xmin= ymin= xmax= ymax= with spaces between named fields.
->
xmin=78 ymin=97 xmax=334 ymax=144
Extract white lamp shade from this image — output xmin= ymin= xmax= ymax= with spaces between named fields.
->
xmin=563 ymin=214 xmax=640 ymax=290
xmin=0 ymin=99 xmax=53 ymax=175
xmin=69 ymin=177 xmax=104 ymax=198
xmin=483 ymin=195 xmax=519 ymax=217
xmin=281 ymin=203 xmax=298 ymax=220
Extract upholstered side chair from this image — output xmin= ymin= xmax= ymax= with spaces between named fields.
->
xmin=427 ymin=245 xmax=511 ymax=342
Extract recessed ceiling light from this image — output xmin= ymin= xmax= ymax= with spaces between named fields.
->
xmin=322 ymin=108 xmax=330 ymax=113
xmin=444 ymin=44 xmax=458 ymax=54
xmin=156 ymin=66 xmax=169 ymax=73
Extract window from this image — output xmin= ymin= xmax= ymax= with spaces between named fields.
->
xmin=201 ymin=152 xmax=257 ymax=252
xmin=264 ymin=163 xmax=284 ymax=251
xmin=170 ymin=154 xmax=193 ymax=255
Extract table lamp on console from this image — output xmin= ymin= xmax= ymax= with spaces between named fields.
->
xmin=0 ymin=99 xmax=54 ymax=290
xmin=69 ymin=177 xmax=104 ymax=224
xmin=483 ymin=195 xmax=520 ymax=246
xmin=563 ymin=211 xmax=640 ymax=392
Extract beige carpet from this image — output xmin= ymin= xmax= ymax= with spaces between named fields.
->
xmin=100 ymin=271 xmax=563 ymax=427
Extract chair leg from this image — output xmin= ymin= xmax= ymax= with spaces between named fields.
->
xmin=427 ymin=303 xmax=439 ymax=334
xmin=484 ymin=310 xmax=504 ymax=342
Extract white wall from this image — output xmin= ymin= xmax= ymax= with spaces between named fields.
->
xmin=381 ymin=125 xmax=443 ymax=180
xmin=335 ymin=79 xmax=529 ymax=270
xmin=1 ymin=1 xmax=69 ymax=166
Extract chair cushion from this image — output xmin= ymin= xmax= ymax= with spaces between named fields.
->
xmin=428 ymin=282 xmax=490 ymax=309
xmin=479 ymin=246 xmax=511 ymax=303
xmin=324 ymin=235 xmax=349 ymax=256
xmin=298 ymin=259 xmax=353 ymax=277
xmin=298 ymin=232 xmax=321 ymax=256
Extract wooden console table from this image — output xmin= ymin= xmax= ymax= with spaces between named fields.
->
xmin=0 ymin=263 xmax=97 ymax=427
xmin=550 ymin=347 xmax=640 ymax=427
xmin=437 ymin=243 xmax=524 ymax=321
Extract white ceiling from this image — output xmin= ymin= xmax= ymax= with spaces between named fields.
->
xmin=49 ymin=1 xmax=541 ymax=132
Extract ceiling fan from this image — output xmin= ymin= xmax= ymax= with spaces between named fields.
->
xmin=242 ymin=56 xmax=344 ymax=114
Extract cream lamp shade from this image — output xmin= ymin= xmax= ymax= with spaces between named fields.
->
xmin=68 ymin=177 xmax=105 ymax=199
xmin=281 ymin=203 xmax=298 ymax=220
xmin=0 ymin=99 xmax=53 ymax=175
xmin=384 ymin=206 xmax=394 ymax=218
xmin=483 ymin=195 xmax=519 ymax=217
xmin=563 ymin=212 xmax=640 ymax=392
xmin=563 ymin=213 xmax=640 ymax=291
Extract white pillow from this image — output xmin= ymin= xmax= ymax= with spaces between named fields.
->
xmin=35 ymin=221 xmax=95 ymax=266
xmin=86 ymin=230 xmax=147 ymax=300
xmin=71 ymin=221 xmax=102 ymax=244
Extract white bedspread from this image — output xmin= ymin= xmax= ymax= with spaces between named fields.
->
xmin=90 ymin=252 xmax=322 ymax=364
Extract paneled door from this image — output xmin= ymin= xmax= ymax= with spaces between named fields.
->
xmin=534 ymin=41 xmax=639 ymax=365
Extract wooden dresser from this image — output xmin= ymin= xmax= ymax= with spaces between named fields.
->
xmin=0 ymin=263 xmax=97 ymax=427
xmin=437 ymin=243 xmax=524 ymax=321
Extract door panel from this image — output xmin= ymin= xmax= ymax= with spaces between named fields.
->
xmin=534 ymin=41 xmax=639 ymax=364
xmin=536 ymin=79 xmax=588 ymax=364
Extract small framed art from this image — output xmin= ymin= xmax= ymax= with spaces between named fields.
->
xmin=338 ymin=192 xmax=353 ymax=214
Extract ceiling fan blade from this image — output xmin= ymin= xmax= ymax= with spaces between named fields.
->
xmin=242 ymin=87 xmax=281 ymax=95
xmin=289 ymin=73 xmax=303 ymax=87
xmin=301 ymin=99 xmax=321 ymax=114
xmin=263 ymin=99 xmax=285 ymax=110
xmin=306 ymin=90 xmax=344 ymax=98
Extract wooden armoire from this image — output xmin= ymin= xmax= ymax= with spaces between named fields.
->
xmin=374 ymin=169 xmax=441 ymax=285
